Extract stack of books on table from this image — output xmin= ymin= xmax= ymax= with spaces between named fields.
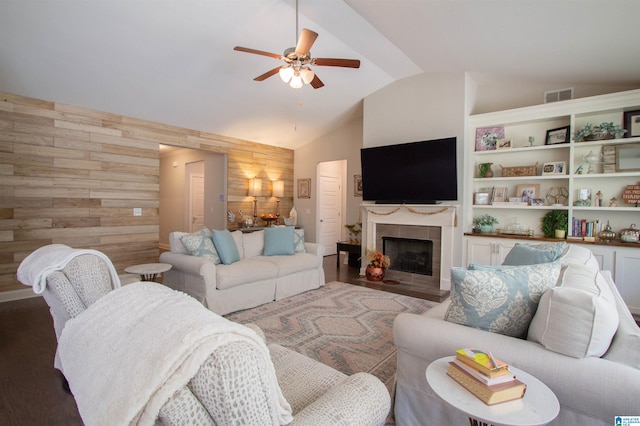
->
xmin=446 ymin=348 xmax=527 ymax=405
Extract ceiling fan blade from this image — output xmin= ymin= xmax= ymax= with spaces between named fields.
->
xmin=310 ymin=74 xmax=324 ymax=89
xmin=254 ymin=67 xmax=282 ymax=81
xmin=295 ymin=28 xmax=318 ymax=56
xmin=314 ymin=58 xmax=361 ymax=68
xmin=234 ymin=46 xmax=282 ymax=60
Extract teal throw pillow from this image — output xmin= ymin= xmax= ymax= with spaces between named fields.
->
xmin=293 ymin=228 xmax=306 ymax=253
xmin=502 ymin=242 xmax=566 ymax=266
xmin=211 ymin=230 xmax=241 ymax=265
xmin=264 ymin=226 xmax=295 ymax=256
xmin=444 ymin=261 xmax=561 ymax=338
xmin=179 ymin=228 xmax=220 ymax=264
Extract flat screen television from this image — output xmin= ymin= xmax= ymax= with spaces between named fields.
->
xmin=360 ymin=137 xmax=458 ymax=204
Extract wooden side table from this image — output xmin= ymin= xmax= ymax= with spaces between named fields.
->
xmin=124 ymin=263 xmax=172 ymax=282
xmin=336 ymin=241 xmax=361 ymax=268
xmin=426 ymin=356 xmax=559 ymax=426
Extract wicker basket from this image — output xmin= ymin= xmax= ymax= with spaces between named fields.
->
xmin=583 ymin=133 xmax=614 ymax=141
xmin=500 ymin=162 xmax=538 ymax=177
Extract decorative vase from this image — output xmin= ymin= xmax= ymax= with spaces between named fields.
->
xmin=598 ymin=222 xmax=616 ymax=243
xmin=479 ymin=224 xmax=493 ymax=233
xmin=365 ymin=265 xmax=385 ymax=282
xmin=479 ymin=163 xmax=493 ymax=178
xmin=554 ymin=229 xmax=566 ymax=239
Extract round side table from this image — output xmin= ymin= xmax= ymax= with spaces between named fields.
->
xmin=124 ymin=263 xmax=172 ymax=282
xmin=426 ymin=356 xmax=559 ymax=426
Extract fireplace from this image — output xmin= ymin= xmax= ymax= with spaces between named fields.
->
xmin=360 ymin=204 xmax=457 ymax=291
xmin=383 ymin=237 xmax=433 ymax=276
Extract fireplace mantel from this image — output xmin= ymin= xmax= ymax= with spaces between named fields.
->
xmin=360 ymin=204 xmax=458 ymax=291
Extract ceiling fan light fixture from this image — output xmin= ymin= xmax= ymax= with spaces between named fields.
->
xmin=279 ymin=66 xmax=294 ymax=83
xmin=289 ymin=74 xmax=303 ymax=89
xmin=300 ymin=67 xmax=315 ymax=84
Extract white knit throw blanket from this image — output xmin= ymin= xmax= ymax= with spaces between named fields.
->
xmin=17 ymin=243 xmax=121 ymax=294
xmin=58 ymin=282 xmax=293 ymax=425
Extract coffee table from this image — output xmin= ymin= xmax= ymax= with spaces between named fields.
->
xmin=426 ymin=356 xmax=559 ymax=426
xmin=124 ymin=263 xmax=172 ymax=282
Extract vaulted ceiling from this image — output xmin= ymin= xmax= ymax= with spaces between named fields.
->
xmin=2 ymin=0 xmax=639 ymax=149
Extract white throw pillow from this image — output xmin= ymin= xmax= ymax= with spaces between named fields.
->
xmin=243 ymin=230 xmax=265 ymax=258
xmin=527 ymin=264 xmax=619 ymax=358
xmin=231 ymin=230 xmax=244 ymax=259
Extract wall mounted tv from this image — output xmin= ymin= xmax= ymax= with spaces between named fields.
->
xmin=360 ymin=137 xmax=458 ymax=204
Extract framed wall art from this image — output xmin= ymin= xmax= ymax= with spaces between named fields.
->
xmin=496 ymin=138 xmax=512 ymax=149
xmin=542 ymin=161 xmax=567 ymax=176
xmin=354 ymin=175 xmax=363 ymax=196
xmin=545 ymin=125 xmax=570 ymax=145
xmin=297 ymin=178 xmax=311 ymax=199
xmin=624 ymin=110 xmax=640 ymax=138
xmin=475 ymin=126 xmax=505 ymax=151
xmin=492 ymin=187 xmax=509 ymax=203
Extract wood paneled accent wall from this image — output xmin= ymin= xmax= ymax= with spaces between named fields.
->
xmin=0 ymin=92 xmax=294 ymax=295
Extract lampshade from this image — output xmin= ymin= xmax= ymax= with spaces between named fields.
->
xmin=248 ymin=178 xmax=262 ymax=197
xmin=289 ymin=74 xmax=303 ymax=89
xmin=279 ymin=66 xmax=294 ymax=83
xmin=300 ymin=68 xmax=315 ymax=84
xmin=272 ymin=180 xmax=284 ymax=198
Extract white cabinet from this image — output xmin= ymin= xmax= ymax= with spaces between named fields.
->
xmin=465 ymin=236 xmax=517 ymax=266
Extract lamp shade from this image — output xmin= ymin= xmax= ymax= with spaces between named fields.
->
xmin=289 ymin=74 xmax=303 ymax=89
xmin=279 ymin=66 xmax=294 ymax=83
xmin=272 ymin=180 xmax=284 ymax=198
xmin=248 ymin=178 xmax=262 ymax=197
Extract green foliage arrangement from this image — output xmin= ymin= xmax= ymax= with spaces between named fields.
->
xmin=541 ymin=210 xmax=569 ymax=238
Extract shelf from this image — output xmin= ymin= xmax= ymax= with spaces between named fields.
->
xmin=474 ymin=175 xmax=569 ymax=182
xmin=474 ymin=143 xmax=569 ymax=155
xmin=573 ymin=136 xmax=640 ymax=147
xmin=473 ymin=204 xmax=568 ymax=210
xmin=573 ymin=172 xmax=640 ymax=179
xmin=572 ymin=206 xmax=640 ymax=212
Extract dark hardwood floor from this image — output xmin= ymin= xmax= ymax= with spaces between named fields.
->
xmin=0 ymin=254 xmax=442 ymax=425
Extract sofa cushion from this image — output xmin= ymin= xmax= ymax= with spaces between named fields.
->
xmin=231 ymin=230 xmax=244 ymax=259
xmin=557 ymin=243 xmax=600 ymax=270
xmin=243 ymin=230 xmax=264 ymax=258
xmin=215 ymin=258 xmax=279 ymax=290
xmin=257 ymin=253 xmax=322 ymax=277
xmin=180 ymin=232 xmax=221 ymax=265
xmin=528 ymin=264 xmax=619 ymax=358
xmin=294 ymin=229 xmax=306 ymax=253
xmin=171 ymin=227 xmax=212 ymax=254
xmin=444 ymin=262 xmax=561 ymax=338
xmin=212 ymin=230 xmax=241 ymax=265
xmin=264 ymin=227 xmax=295 ymax=256
xmin=502 ymin=242 xmax=566 ymax=266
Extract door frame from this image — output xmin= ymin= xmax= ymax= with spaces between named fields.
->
xmin=315 ymin=160 xmax=347 ymax=255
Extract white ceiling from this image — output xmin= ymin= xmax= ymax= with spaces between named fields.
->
xmin=2 ymin=0 xmax=639 ymax=150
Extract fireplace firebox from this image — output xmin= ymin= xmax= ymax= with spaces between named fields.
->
xmin=382 ymin=236 xmax=433 ymax=276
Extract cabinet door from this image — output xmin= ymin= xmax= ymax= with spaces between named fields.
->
xmin=466 ymin=238 xmax=496 ymax=266
xmin=614 ymin=248 xmax=640 ymax=316
xmin=494 ymin=240 xmax=517 ymax=265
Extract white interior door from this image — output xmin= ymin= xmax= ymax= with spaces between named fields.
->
xmin=317 ymin=174 xmax=342 ymax=255
xmin=187 ymin=162 xmax=205 ymax=232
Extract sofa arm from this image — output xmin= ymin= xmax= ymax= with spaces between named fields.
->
xmin=304 ymin=242 xmax=325 ymax=257
xmin=291 ymin=372 xmax=390 ymax=426
xmin=159 ymin=252 xmax=217 ymax=285
xmin=393 ymin=313 xmax=640 ymax=424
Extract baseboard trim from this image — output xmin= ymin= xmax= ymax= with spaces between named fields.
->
xmin=0 ymin=288 xmax=40 ymax=303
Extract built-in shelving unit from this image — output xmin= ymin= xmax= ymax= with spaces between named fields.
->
xmin=463 ymin=89 xmax=640 ymax=314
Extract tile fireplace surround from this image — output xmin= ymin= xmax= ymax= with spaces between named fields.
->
xmin=361 ymin=204 xmax=457 ymax=291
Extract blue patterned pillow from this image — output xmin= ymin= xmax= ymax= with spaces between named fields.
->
xmin=502 ymin=242 xmax=566 ymax=266
xmin=180 ymin=229 xmax=220 ymax=264
xmin=444 ymin=262 xmax=561 ymax=338
xmin=293 ymin=228 xmax=306 ymax=253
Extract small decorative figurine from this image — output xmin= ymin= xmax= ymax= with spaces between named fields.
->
xmin=528 ymin=136 xmax=535 ymax=146
xmin=609 ymin=197 xmax=618 ymax=207
xmin=227 ymin=210 xmax=235 ymax=223
xmin=575 ymin=165 xmax=584 ymax=174
xmin=595 ymin=191 xmax=602 ymax=207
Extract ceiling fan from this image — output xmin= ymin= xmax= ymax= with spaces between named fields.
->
xmin=233 ymin=2 xmax=360 ymax=89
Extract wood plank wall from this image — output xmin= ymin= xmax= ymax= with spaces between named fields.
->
xmin=0 ymin=92 xmax=294 ymax=295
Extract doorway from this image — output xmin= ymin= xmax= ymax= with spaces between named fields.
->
xmin=316 ymin=160 xmax=346 ymax=256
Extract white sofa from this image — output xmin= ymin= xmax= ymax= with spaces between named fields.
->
xmin=393 ymin=244 xmax=640 ymax=426
xmin=159 ymin=229 xmax=325 ymax=315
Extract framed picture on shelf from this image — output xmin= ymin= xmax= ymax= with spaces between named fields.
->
xmin=492 ymin=187 xmax=509 ymax=202
xmin=545 ymin=125 xmax=570 ymax=145
xmin=515 ymin=183 xmax=540 ymax=204
xmin=475 ymin=126 xmax=505 ymax=151
xmin=297 ymin=178 xmax=311 ymax=199
xmin=354 ymin=175 xmax=363 ymax=196
xmin=531 ymin=198 xmax=545 ymax=206
xmin=496 ymin=138 xmax=512 ymax=149
xmin=474 ymin=192 xmax=491 ymax=205
xmin=542 ymin=161 xmax=567 ymax=175
xmin=623 ymin=109 xmax=640 ymax=137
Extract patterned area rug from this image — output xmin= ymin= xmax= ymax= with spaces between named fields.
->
xmin=225 ymin=281 xmax=436 ymax=391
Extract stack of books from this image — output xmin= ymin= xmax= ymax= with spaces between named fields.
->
xmin=446 ymin=348 xmax=527 ymax=405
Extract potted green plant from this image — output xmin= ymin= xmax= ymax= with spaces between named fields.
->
xmin=541 ymin=209 xmax=569 ymax=238
xmin=573 ymin=122 xmax=627 ymax=141
xmin=472 ymin=214 xmax=498 ymax=233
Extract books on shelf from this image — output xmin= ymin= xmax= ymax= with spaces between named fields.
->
xmin=447 ymin=362 xmax=527 ymax=405
xmin=455 ymin=348 xmax=509 ymax=378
